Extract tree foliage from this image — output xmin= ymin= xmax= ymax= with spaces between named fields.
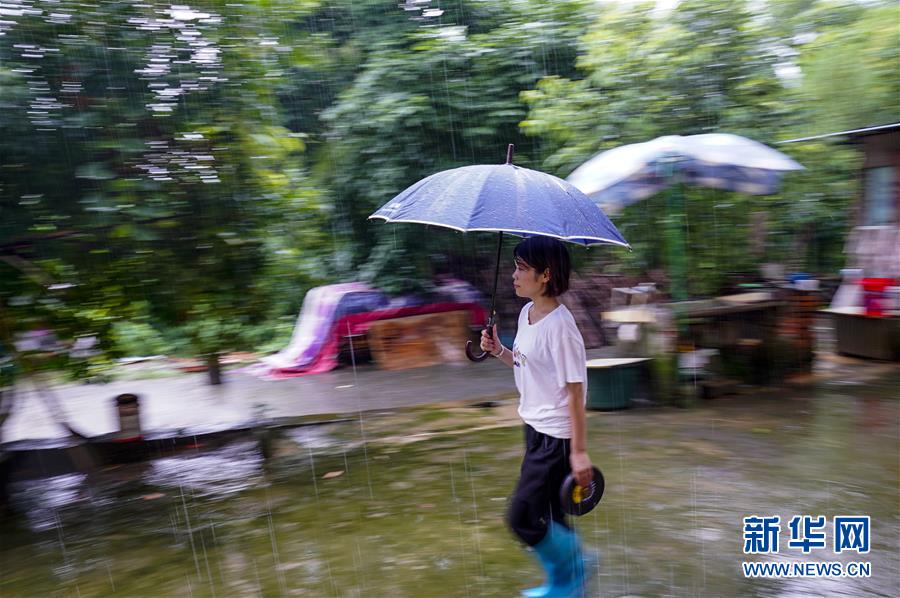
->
xmin=520 ymin=0 xmax=893 ymax=295
xmin=318 ymin=0 xmax=591 ymax=288
xmin=0 ymin=0 xmax=896 ymax=382
xmin=1 ymin=1 xmax=330 ymax=381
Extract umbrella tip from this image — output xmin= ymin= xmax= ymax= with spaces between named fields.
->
xmin=506 ymin=144 xmax=514 ymax=165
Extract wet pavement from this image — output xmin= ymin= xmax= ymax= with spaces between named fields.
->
xmin=1 ymin=355 xmax=897 ymax=597
xmin=1 ymin=348 xmax=615 ymax=446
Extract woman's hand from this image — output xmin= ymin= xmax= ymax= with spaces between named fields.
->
xmin=570 ymin=450 xmax=593 ymax=488
xmin=480 ymin=324 xmax=500 ymax=356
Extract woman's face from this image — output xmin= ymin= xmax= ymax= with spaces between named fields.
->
xmin=512 ymin=258 xmax=549 ymax=299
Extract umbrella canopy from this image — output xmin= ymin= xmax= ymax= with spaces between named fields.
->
xmin=567 ymin=133 xmax=804 ymax=212
xmin=370 ymin=160 xmax=629 ymax=248
xmin=369 ymin=145 xmax=628 ymax=361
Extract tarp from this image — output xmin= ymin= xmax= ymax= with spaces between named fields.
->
xmin=265 ymin=302 xmax=486 ymax=379
xmin=259 ymin=283 xmax=388 ymax=371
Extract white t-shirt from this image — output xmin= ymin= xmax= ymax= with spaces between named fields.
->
xmin=512 ymin=301 xmax=587 ymax=438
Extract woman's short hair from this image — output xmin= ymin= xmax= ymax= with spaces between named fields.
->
xmin=513 ymin=236 xmax=571 ymax=297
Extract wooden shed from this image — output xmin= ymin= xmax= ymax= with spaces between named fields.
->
xmin=786 ymin=123 xmax=900 ymax=359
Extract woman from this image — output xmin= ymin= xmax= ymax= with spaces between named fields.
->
xmin=481 ymin=235 xmax=597 ymax=597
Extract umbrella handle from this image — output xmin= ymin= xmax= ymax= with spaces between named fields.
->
xmin=465 ymin=339 xmax=489 ymax=362
xmin=466 ymin=314 xmax=496 ymax=363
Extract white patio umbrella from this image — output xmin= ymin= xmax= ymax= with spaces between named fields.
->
xmin=567 ymin=133 xmax=803 ymax=213
xmin=567 ymin=133 xmax=803 ymax=300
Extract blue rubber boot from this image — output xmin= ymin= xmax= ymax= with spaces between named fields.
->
xmin=521 ymin=542 xmax=557 ymax=598
xmin=521 ymin=522 xmax=598 ymax=598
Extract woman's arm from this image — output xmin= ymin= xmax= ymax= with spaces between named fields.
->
xmin=493 ymin=343 xmax=514 ymax=368
xmin=567 ymin=382 xmax=593 ymax=486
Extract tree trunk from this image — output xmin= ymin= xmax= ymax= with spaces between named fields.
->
xmin=206 ymin=353 xmax=222 ymax=385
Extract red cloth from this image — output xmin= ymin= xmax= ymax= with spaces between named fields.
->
xmin=268 ymin=302 xmax=487 ymax=378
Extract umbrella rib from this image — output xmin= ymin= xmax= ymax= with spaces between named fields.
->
xmin=534 ymin=169 xmax=568 ymax=240
xmin=464 ymin=166 xmax=499 ymax=230
xmin=368 ymin=216 xmax=630 ymax=247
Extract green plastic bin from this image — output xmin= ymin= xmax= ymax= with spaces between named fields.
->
xmin=586 ymin=358 xmax=650 ymax=410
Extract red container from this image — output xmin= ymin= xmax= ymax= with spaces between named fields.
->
xmin=861 ymin=278 xmax=895 ymax=316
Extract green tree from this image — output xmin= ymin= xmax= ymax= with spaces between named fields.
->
xmin=522 ymin=0 xmax=792 ymax=173
xmin=794 ymin=2 xmax=900 ymax=132
xmin=0 ymin=1 xmax=330 ymax=384
xmin=318 ymin=0 xmax=591 ymax=291
xmin=520 ymin=0 xmax=882 ymax=295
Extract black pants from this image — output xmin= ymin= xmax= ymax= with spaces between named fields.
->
xmin=507 ymin=424 xmax=572 ymax=547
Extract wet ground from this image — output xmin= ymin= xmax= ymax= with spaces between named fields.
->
xmin=1 ymin=358 xmax=897 ymax=597
xmin=1 ymin=347 xmax=547 ymax=444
